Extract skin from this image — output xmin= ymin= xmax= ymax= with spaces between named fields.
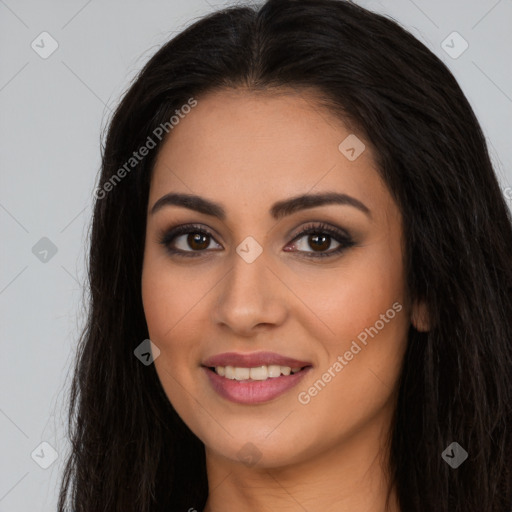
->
xmin=141 ymin=87 xmax=428 ymax=512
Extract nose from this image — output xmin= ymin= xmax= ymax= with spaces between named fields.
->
xmin=211 ymin=250 xmax=288 ymax=336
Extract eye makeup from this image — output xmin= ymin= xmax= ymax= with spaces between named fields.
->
xmin=157 ymin=221 xmax=355 ymax=259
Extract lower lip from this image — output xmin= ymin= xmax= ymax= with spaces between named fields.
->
xmin=203 ymin=366 xmax=312 ymax=404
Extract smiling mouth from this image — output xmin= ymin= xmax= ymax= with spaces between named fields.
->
xmin=206 ymin=364 xmax=311 ymax=381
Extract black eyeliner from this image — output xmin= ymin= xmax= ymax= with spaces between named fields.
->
xmin=158 ymin=221 xmax=354 ymax=258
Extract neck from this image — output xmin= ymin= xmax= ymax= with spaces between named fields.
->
xmin=202 ymin=414 xmax=399 ymax=512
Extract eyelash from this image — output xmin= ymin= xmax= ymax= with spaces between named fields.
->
xmin=157 ymin=222 xmax=354 ymax=259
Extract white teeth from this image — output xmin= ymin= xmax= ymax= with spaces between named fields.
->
xmin=225 ymin=366 xmax=236 ymax=379
xmin=267 ymin=365 xmax=282 ymax=378
xmin=214 ymin=364 xmax=304 ymax=381
xmin=234 ymin=367 xmax=250 ymax=380
xmin=250 ymin=366 xmax=268 ymax=380
xmin=280 ymin=366 xmax=291 ymax=376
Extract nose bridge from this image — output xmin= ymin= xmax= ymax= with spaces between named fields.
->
xmin=212 ymin=247 xmax=287 ymax=333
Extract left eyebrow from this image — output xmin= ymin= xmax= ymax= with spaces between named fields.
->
xmin=270 ymin=192 xmax=371 ymax=219
xmin=149 ymin=191 xmax=371 ymax=220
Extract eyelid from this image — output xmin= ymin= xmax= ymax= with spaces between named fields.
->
xmin=157 ymin=223 xmax=222 ymax=254
xmin=288 ymin=221 xmax=351 ymax=242
xmin=285 ymin=222 xmax=354 ymax=258
xmin=158 ymin=221 xmax=354 ymax=257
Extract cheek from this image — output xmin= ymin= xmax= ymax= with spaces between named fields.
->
xmin=294 ymin=301 xmax=408 ymax=454
xmin=286 ymin=242 xmax=406 ymax=352
xmin=141 ymin=250 xmax=213 ymax=345
xmin=141 ymin=252 xmax=220 ymax=410
xmin=291 ymin=241 xmax=408 ymax=419
xmin=141 ymin=259 xmax=202 ymax=412
xmin=141 ymin=269 xmax=178 ymax=343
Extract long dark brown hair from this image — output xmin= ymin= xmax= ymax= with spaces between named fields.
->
xmin=58 ymin=0 xmax=512 ymax=510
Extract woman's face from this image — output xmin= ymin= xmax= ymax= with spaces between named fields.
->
xmin=142 ymin=88 xmax=418 ymax=469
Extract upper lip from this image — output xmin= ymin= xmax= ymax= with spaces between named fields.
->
xmin=202 ymin=351 xmax=312 ymax=368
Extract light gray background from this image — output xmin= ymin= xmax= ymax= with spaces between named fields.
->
xmin=1 ymin=0 xmax=511 ymax=510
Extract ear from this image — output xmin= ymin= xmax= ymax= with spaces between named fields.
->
xmin=411 ymin=299 xmax=430 ymax=332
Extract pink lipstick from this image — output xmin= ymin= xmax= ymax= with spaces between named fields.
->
xmin=202 ymin=351 xmax=312 ymax=404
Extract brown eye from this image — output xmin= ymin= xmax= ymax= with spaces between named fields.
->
xmin=307 ymin=234 xmax=332 ymax=252
xmin=291 ymin=232 xmax=341 ymax=254
xmin=158 ymin=224 xmax=222 ymax=256
xmin=285 ymin=222 xmax=354 ymax=259
xmin=187 ymin=232 xmax=211 ymax=251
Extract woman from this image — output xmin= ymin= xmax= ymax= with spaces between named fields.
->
xmin=58 ymin=0 xmax=512 ymax=510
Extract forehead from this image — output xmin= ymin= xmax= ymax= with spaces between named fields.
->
xmin=149 ymin=87 xmax=389 ymax=215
